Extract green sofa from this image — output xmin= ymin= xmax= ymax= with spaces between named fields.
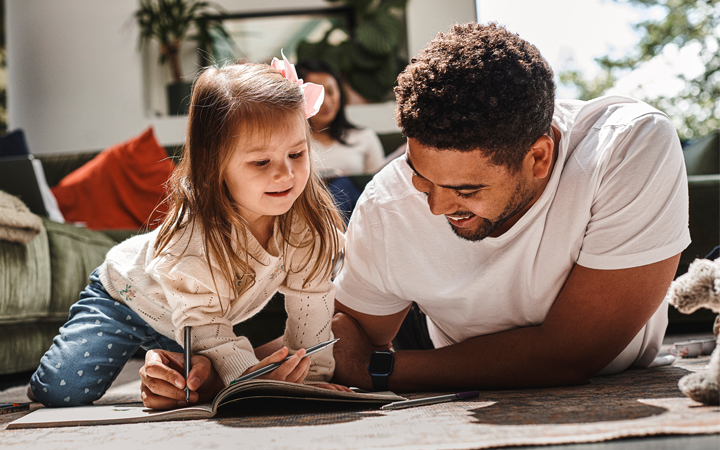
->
xmin=0 ymin=149 xmax=150 ymax=376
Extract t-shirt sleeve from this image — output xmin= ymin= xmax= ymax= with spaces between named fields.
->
xmin=576 ymin=112 xmax=691 ymax=270
xmin=334 ymin=184 xmax=414 ymax=315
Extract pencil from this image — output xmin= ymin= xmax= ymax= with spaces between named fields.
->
xmin=184 ymin=326 xmax=191 ymax=402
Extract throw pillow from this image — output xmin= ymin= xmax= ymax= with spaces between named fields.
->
xmin=51 ymin=126 xmax=175 ymax=230
xmin=0 ymin=129 xmax=30 ymax=158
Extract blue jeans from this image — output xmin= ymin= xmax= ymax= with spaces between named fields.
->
xmin=29 ymin=269 xmax=183 ymax=407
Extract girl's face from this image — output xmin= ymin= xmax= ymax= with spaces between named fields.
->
xmin=303 ymin=72 xmax=341 ymax=131
xmin=224 ymin=117 xmax=311 ymax=227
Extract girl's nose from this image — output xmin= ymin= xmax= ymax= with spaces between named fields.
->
xmin=274 ymin=160 xmax=293 ymax=182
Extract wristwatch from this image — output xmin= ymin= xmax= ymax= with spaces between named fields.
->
xmin=367 ymin=350 xmax=394 ymax=391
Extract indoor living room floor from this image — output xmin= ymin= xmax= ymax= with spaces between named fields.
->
xmin=0 ymin=330 xmax=717 ymax=450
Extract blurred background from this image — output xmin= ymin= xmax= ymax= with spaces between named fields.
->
xmin=0 ymin=0 xmax=716 ymax=151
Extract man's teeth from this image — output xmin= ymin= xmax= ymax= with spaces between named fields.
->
xmin=448 ymin=215 xmax=471 ymax=220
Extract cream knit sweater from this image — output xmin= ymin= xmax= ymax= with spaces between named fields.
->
xmin=98 ymin=218 xmax=338 ymax=386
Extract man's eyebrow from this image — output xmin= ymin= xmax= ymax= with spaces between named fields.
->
xmin=245 ymin=138 xmax=306 ymax=154
xmin=405 ymin=154 xmax=488 ymax=190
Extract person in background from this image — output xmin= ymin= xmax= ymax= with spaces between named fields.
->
xmin=295 ymin=59 xmax=386 ymax=177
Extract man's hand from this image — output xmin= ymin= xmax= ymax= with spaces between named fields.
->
xmin=139 ymin=349 xmax=224 ymax=410
xmin=331 ymin=312 xmax=391 ymax=390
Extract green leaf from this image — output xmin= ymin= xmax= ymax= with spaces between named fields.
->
xmin=347 ymin=41 xmax=384 ymax=70
xmin=347 ymin=55 xmax=401 ymax=101
xmin=356 ymin=13 xmax=403 ymax=56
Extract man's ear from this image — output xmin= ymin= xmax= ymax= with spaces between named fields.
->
xmin=529 ymin=133 xmax=555 ymax=179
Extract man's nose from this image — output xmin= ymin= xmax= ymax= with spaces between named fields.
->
xmin=427 ymin=187 xmax=457 ymax=216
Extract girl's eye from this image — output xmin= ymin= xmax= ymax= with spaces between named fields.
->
xmin=289 ymin=151 xmax=304 ymax=159
xmin=252 ymin=160 xmax=270 ymax=167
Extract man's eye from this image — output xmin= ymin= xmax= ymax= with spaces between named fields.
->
xmin=252 ymin=160 xmax=269 ymax=167
xmin=455 ymin=190 xmax=479 ymax=199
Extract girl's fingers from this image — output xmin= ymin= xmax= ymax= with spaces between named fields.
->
xmin=141 ymin=383 xmax=189 ymax=410
xmin=140 ymin=367 xmax=194 ymax=401
xmin=265 ymin=347 xmax=290 ymax=364
xmin=270 ymin=348 xmax=306 ymax=380
xmin=143 ymin=349 xmax=186 ymax=389
xmin=284 ymin=356 xmax=311 ymax=384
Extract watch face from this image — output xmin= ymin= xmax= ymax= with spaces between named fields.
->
xmin=369 ymin=351 xmax=394 ymax=374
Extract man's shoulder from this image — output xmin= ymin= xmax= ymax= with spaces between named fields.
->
xmin=556 ymin=96 xmax=671 ymax=134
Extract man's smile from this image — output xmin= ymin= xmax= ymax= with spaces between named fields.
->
xmin=446 ymin=213 xmax=477 ymax=228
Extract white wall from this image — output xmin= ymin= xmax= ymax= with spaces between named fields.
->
xmin=7 ymin=0 xmax=475 ymax=154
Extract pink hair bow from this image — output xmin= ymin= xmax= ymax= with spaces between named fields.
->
xmin=271 ymin=50 xmax=325 ymax=119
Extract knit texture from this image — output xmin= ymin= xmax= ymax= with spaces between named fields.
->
xmin=0 ymin=190 xmax=42 ymax=244
xmin=99 ymin=217 xmax=338 ymax=386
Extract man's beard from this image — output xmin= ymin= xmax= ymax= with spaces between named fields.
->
xmin=449 ymin=181 xmax=537 ymax=242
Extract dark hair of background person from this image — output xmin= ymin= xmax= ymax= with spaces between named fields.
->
xmin=394 ymin=22 xmax=556 ymax=172
xmin=296 ymin=59 xmax=357 ymax=145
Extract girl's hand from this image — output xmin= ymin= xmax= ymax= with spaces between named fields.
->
xmin=139 ymin=349 xmax=224 ymax=410
xmin=244 ymin=347 xmax=310 ymax=384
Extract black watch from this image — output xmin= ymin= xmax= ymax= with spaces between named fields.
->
xmin=367 ymin=350 xmax=394 ymax=391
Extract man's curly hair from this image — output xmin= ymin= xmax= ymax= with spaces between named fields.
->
xmin=394 ymin=22 xmax=555 ymax=171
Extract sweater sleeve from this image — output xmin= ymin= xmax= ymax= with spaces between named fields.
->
xmin=153 ymin=254 xmax=260 ymax=386
xmin=277 ymin=232 xmax=342 ymax=384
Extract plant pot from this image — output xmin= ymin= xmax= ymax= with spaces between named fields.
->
xmin=166 ymin=82 xmax=192 ymax=116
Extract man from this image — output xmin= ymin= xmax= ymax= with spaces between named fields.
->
xmin=330 ymin=22 xmax=689 ymax=392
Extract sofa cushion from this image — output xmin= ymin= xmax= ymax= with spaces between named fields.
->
xmin=0 ymin=322 xmax=64 ymax=375
xmin=42 ymin=218 xmax=117 ymax=316
xmin=0 ymin=223 xmax=51 ymax=324
xmin=38 ymin=150 xmax=103 ymax=188
xmin=50 ymin=126 xmax=175 ymax=230
xmin=0 ymin=129 xmax=30 ymax=158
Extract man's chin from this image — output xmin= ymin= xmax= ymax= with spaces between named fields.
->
xmin=449 ymin=221 xmax=493 ymax=242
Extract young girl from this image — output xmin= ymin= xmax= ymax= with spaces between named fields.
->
xmin=29 ymin=55 xmax=347 ymax=408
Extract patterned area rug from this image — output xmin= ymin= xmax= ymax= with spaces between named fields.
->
xmin=0 ymin=354 xmax=718 ymax=450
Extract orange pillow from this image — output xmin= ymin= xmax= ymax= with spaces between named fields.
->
xmin=51 ymin=127 xmax=175 ymax=230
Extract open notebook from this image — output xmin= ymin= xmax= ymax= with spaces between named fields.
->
xmin=8 ymin=379 xmax=405 ymax=429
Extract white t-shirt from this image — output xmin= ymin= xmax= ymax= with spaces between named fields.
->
xmin=334 ymin=96 xmax=691 ymax=374
xmin=313 ymin=127 xmax=386 ymax=176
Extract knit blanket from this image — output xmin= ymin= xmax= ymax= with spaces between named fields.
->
xmin=0 ymin=190 xmax=43 ymax=244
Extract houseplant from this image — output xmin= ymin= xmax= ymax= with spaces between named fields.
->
xmin=296 ymin=0 xmax=408 ymax=103
xmin=135 ymin=0 xmax=230 ymax=115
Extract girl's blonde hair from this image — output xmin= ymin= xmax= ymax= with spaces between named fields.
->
xmin=154 ymin=62 xmax=345 ymax=301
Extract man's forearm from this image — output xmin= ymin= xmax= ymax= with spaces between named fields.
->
xmin=332 ymin=310 xmax=597 ymax=392
xmin=387 ymin=325 xmax=594 ymax=392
